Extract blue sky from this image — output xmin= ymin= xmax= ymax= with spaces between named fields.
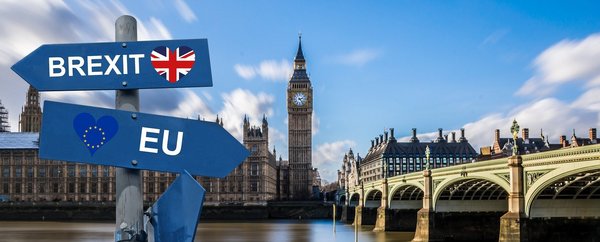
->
xmin=2 ymin=1 xmax=600 ymax=182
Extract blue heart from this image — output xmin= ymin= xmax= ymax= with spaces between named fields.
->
xmin=73 ymin=113 xmax=119 ymax=156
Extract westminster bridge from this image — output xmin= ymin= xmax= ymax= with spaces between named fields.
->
xmin=338 ymin=144 xmax=600 ymax=241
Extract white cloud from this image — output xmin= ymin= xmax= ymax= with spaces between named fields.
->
xmin=174 ymin=0 xmax=197 ymax=23
xmin=234 ymin=60 xmax=292 ymax=82
xmin=313 ymin=140 xmax=357 ymax=183
xmin=233 ymin=64 xmax=257 ymax=79
xmin=517 ymin=33 xmax=600 ymax=96
xmin=312 ymin=112 xmax=320 ymax=135
xmin=219 ymin=89 xmax=275 ymax=141
xmin=334 ymin=49 xmax=381 ymax=67
xmin=0 ymin=0 xmax=172 ymax=131
xmin=396 ymin=97 xmax=599 ymax=151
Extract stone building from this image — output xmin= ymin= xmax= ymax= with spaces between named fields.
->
xmin=287 ymin=36 xmax=315 ymax=200
xmin=0 ymin=87 xmax=177 ymax=203
xmin=359 ymin=128 xmax=478 ymax=183
xmin=337 ymin=148 xmax=361 ymax=202
xmin=19 ymin=86 xmax=42 ymax=132
xmin=479 ymin=124 xmax=563 ymax=160
xmin=0 ymin=37 xmax=316 ymax=204
xmin=198 ymin=116 xmax=278 ymax=205
xmin=560 ymin=128 xmax=600 ymax=148
xmin=0 ymin=99 xmax=9 ymax=132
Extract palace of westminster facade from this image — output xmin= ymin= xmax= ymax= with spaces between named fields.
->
xmin=0 ymin=38 xmax=319 ymax=204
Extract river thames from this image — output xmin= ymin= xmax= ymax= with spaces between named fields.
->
xmin=0 ymin=220 xmax=414 ymax=242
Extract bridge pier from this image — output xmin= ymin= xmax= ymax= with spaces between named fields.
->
xmin=499 ymin=155 xmax=529 ymax=242
xmin=353 ymin=185 xmax=364 ymax=226
xmin=412 ymin=169 xmax=442 ymax=241
xmin=374 ymin=178 xmax=388 ymax=231
xmin=340 ymin=205 xmax=355 ymax=223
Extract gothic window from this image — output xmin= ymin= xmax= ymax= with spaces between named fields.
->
xmin=15 ymin=183 xmax=21 ymax=193
xmin=102 ymin=183 xmax=108 ymax=194
xmin=3 ymin=183 xmax=9 ymax=193
xmin=39 ymin=167 xmax=46 ymax=177
xmin=251 ymin=163 xmax=259 ymax=176
xmin=27 ymin=166 xmax=33 ymax=178
xmin=27 ymin=183 xmax=32 ymax=193
xmin=68 ymin=165 xmax=75 ymax=177
xmin=79 ymin=166 xmax=87 ymax=177
xmin=68 ymin=183 xmax=75 ymax=193
xmin=53 ymin=183 xmax=59 ymax=193
xmin=91 ymin=183 xmax=97 ymax=193
xmin=251 ymin=182 xmax=258 ymax=192
xmin=103 ymin=167 xmax=109 ymax=177
xmin=80 ymin=183 xmax=86 ymax=193
xmin=92 ymin=167 xmax=98 ymax=177
xmin=2 ymin=167 xmax=8 ymax=177
xmin=39 ymin=183 xmax=45 ymax=193
xmin=16 ymin=167 xmax=22 ymax=177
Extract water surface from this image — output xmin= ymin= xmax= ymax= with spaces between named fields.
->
xmin=0 ymin=220 xmax=414 ymax=242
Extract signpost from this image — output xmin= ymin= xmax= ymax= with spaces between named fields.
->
xmin=39 ymin=101 xmax=249 ymax=177
xmin=11 ymin=39 xmax=212 ymax=91
xmin=12 ymin=15 xmax=248 ymax=242
xmin=149 ymin=170 xmax=205 ymax=242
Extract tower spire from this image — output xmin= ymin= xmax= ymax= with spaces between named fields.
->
xmin=295 ymin=33 xmax=304 ymax=61
xmin=19 ymin=85 xmax=42 ymax=132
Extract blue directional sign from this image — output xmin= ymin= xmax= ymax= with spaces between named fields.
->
xmin=150 ymin=170 xmax=205 ymax=242
xmin=39 ymin=101 xmax=249 ymax=177
xmin=11 ymin=39 xmax=212 ymax=91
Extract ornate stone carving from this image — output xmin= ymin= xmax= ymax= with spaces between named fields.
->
xmin=526 ymin=170 xmax=549 ymax=188
xmin=497 ymin=173 xmax=510 ymax=183
xmin=433 ymin=179 xmax=442 ymax=190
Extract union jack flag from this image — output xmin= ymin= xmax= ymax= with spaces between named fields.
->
xmin=151 ymin=46 xmax=196 ymax=83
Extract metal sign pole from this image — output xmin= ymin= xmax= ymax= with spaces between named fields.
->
xmin=115 ymin=15 xmax=143 ymax=242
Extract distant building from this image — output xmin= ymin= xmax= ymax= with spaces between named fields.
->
xmin=287 ymin=36 xmax=315 ymax=200
xmin=0 ymin=87 xmax=176 ymax=203
xmin=0 ymin=99 xmax=9 ymax=132
xmin=561 ymin=128 xmax=600 ymax=148
xmin=337 ymin=148 xmax=361 ymax=203
xmin=491 ymin=128 xmax=560 ymax=157
xmin=359 ymin=128 xmax=478 ymax=183
xmin=1 ymin=37 xmax=316 ymax=204
xmin=199 ymin=116 xmax=279 ymax=205
xmin=19 ymin=86 xmax=41 ymax=132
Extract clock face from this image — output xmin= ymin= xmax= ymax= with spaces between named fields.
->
xmin=293 ymin=92 xmax=307 ymax=106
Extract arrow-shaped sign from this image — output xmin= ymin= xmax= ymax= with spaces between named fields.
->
xmin=149 ymin=170 xmax=205 ymax=242
xmin=39 ymin=101 xmax=249 ymax=177
xmin=11 ymin=39 xmax=212 ymax=91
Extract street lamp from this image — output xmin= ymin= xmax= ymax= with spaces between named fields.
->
xmin=425 ymin=145 xmax=431 ymax=170
xmin=511 ymin=119 xmax=520 ymax=156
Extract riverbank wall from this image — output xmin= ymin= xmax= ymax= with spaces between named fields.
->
xmin=0 ymin=201 xmax=335 ymax=221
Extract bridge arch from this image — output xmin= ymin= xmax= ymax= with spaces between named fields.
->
xmin=525 ymin=161 xmax=600 ymax=217
xmin=349 ymin=193 xmax=360 ymax=207
xmin=338 ymin=194 xmax=347 ymax=205
xmin=433 ymin=176 xmax=509 ymax=212
xmin=364 ymin=189 xmax=382 ymax=208
xmin=388 ymin=184 xmax=423 ymax=209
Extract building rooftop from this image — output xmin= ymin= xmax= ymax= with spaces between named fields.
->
xmin=0 ymin=132 xmax=39 ymax=149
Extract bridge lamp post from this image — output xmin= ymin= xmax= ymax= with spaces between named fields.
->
xmin=511 ymin=119 xmax=520 ymax=156
xmin=425 ymin=145 xmax=431 ymax=171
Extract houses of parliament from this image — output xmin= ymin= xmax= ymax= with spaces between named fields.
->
xmin=0 ymin=38 xmax=319 ymax=204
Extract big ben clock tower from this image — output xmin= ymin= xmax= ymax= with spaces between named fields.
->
xmin=287 ymin=36 xmax=313 ymax=200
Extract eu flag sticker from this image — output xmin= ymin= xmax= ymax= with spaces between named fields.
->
xmin=73 ymin=113 xmax=118 ymax=155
